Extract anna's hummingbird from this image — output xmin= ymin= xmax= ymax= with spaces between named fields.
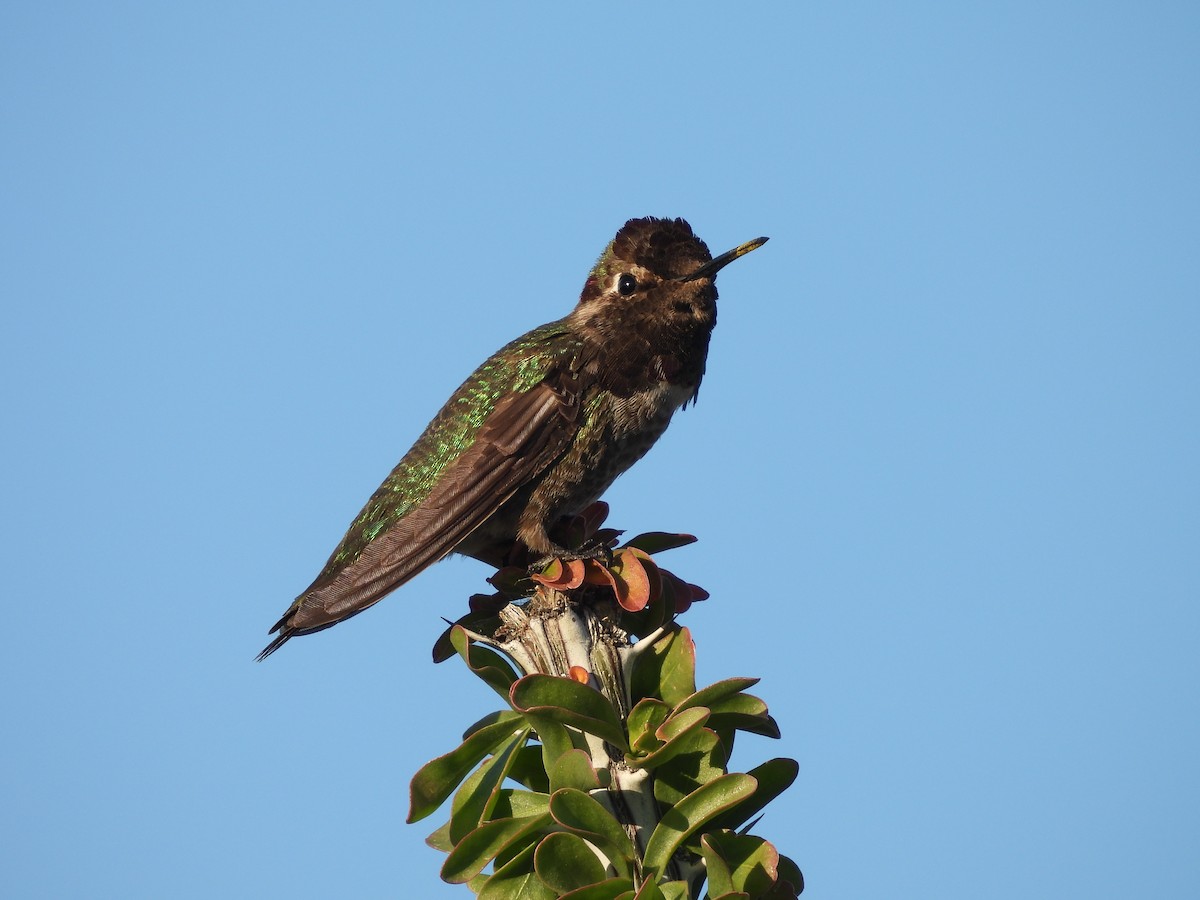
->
xmin=259 ymin=217 xmax=767 ymax=659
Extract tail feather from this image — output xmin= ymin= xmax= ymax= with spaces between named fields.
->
xmin=256 ymin=613 xmax=343 ymax=661
xmin=256 ymin=631 xmax=291 ymax=662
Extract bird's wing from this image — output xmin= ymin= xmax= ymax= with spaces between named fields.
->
xmin=257 ymin=376 xmax=581 ymax=660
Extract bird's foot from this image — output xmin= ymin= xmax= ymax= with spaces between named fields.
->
xmin=529 ymin=538 xmax=614 ymax=574
xmin=575 ymin=538 xmax=615 ymax=567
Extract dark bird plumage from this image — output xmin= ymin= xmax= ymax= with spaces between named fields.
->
xmin=258 ymin=217 xmax=767 ymax=659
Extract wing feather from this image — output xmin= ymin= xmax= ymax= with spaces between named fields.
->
xmin=257 ymin=380 xmax=577 ymax=660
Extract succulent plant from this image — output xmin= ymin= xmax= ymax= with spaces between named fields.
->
xmin=409 ymin=504 xmax=803 ymax=899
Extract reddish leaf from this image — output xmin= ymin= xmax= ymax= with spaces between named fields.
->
xmin=582 ymin=560 xmax=616 ymax=587
xmin=592 ymin=527 xmax=625 ymax=547
xmin=610 ymin=549 xmax=652 ymax=612
xmin=578 ymin=501 xmax=610 ymax=538
xmin=558 ymin=515 xmax=589 ymax=551
xmin=662 ymin=571 xmax=707 ymax=614
xmin=488 ymin=565 xmax=532 ymax=597
xmin=531 ymin=558 xmax=565 ymax=586
xmin=560 ymin=558 xmax=586 ymax=590
xmin=623 ymin=532 xmax=698 ymax=555
xmin=529 ymin=557 xmax=588 ymax=591
xmin=660 ymin=571 xmax=689 ymax=614
xmin=623 ymin=550 xmax=663 ymax=608
xmin=468 ymin=592 xmax=507 ymax=614
xmin=432 ymin=607 xmax=504 ymax=663
xmin=613 ymin=550 xmax=672 ymax=636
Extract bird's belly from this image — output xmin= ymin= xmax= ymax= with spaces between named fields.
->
xmin=559 ymin=380 xmax=694 ymax=508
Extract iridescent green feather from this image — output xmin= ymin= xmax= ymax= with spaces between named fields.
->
xmin=590 ymin=240 xmax=616 ymax=285
xmin=318 ymin=320 xmax=581 ymax=574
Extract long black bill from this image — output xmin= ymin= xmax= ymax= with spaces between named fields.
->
xmin=676 ymin=235 xmax=769 ymax=282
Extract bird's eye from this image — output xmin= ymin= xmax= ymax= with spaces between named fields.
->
xmin=617 ymin=273 xmax=637 ymax=296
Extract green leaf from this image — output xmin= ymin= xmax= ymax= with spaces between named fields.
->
xmin=773 ymin=854 xmax=804 ymax=896
xmin=533 ymin=832 xmax=607 ymax=893
xmin=632 ymin=878 xmax=667 ymax=900
xmin=623 ymin=532 xmax=698 ymax=554
xmin=548 ymin=788 xmax=636 ymax=879
xmin=659 ymin=705 xmax=710 ymax=742
xmin=449 ymin=729 xmax=529 ymax=844
xmin=703 ymin=830 xmax=736 ymax=895
xmin=676 ymin=677 xmax=760 ymax=714
xmin=452 ymin=626 xmax=521 ymax=700
xmin=657 ymin=881 xmax=690 ymax=900
xmin=712 ymin=724 xmax=738 ymax=766
xmin=705 ymin=693 xmax=766 ymax=718
xmin=642 ymin=773 xmax=758 ymax=878
xmin=511 ymin=674 xmax=628 ymax=751
xmin=559 ymin=877 xmax=635 ymax=900
xmin=408 ymin=713 xmax=527 ymax=823
xmin=526 ymin=713 xmax=580 ymax=781
xmin=627 ymin=698 xmax=672 ymax=754
xmin=629 ymin=627 xmax=696 ymax=708
xmin=441 ymin=813 xmax=552 ymax=885
xmin=706 ymin=692 xmax=781 ymax=739
xmin=701 ymin=831 xmax=778 ymax=896
xmin=506 ymin=744 xmax=552 ymax=793
xmin=462 ymin=709 xmax=525 ymax=740
xmin=656 ymin=627 xmax=696 ymax=706
xmin=489 ymin=788 xmax=550 ymax=820
xmin=651 ymin=729 xmax=726 ymax=807
xmin=477 ymin=839 xmax=558 ymax=900
xmin=550 ymin=748 xmax=601 ymax=793
xmin=425 ymin=818 xmax=452 ymax=853
xmin=635 ymin=716 xmax=716 ymax=773
xmin=706 ymin=758 xmax=799 ymax=835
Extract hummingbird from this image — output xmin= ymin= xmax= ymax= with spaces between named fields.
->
xmin=258 ymin=217 xmax=767 ymax=660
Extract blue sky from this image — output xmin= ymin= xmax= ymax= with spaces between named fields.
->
xmin=3 ymin=3 xmax=1197 ymax=897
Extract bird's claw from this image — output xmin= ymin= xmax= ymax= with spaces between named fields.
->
xmin=529 ymin=539 xmax=614 ymax=575
xmin=577 ymin=540 xmax=614 ymax=567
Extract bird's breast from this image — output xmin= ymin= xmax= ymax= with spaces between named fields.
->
xmin=608 ymin=379 xmax=694 ymax=434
